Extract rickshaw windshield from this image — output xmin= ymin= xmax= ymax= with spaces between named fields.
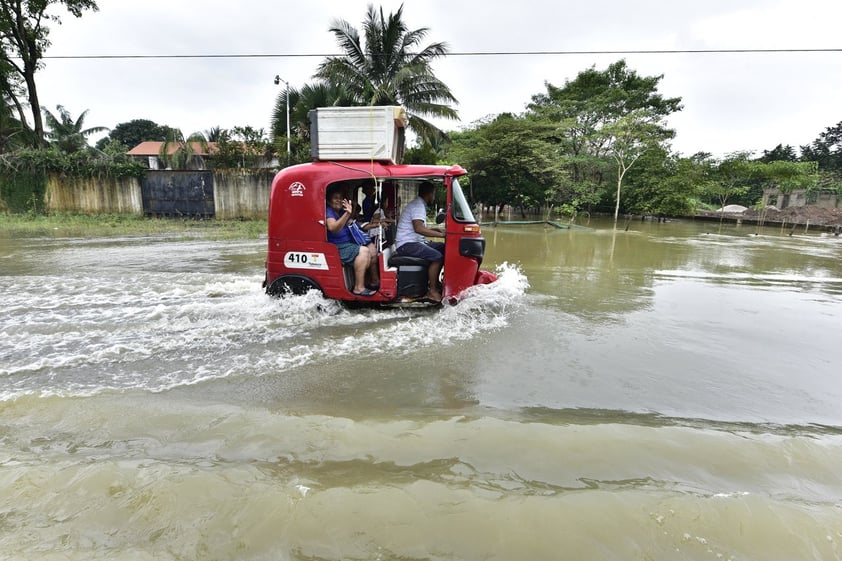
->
xmin=451 ymin=178 xmax=476 ymax=223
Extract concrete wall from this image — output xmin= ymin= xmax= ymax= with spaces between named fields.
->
xmin=212 ymin=169 xmax=274 ymax=219
xmin=763 ymin=188 xmax=839 ymax=209
xmin=45 ymin=175 xmax=143 ymax=214
xmin=42 ymin=169 xmax=276 ymax=218
xmin=813 ymin=190 xmax=840 ymax=209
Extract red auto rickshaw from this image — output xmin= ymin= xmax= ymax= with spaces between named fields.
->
xmin=264 ymin=160 xmax=497 ymax=306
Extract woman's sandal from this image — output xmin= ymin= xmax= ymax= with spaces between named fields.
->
xmin=352 ymin=288 xmax=376 ymax=297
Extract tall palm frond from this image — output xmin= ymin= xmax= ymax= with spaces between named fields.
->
xmin=159 ymin=129 xmax=209 ymax=170
xmin=313 ymin=3 xmax=458 ymax=139
xmin=271 ymin=81 xmax=359 ymax=164
xmin=42 ymin=105 xmax=108 ymax=153
xmin=0 ymin=94 xmax=30 ymax=153
xmin=1 ymin=61 xmax=34 ymax=152
xmin=204 ymin=126 xmax=224 ymax=142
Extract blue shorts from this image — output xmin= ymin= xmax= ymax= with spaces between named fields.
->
xmin=336 ymin=242 xmax=361 ymax=264
xmin=395 ymin=241 xmax=444 ymax=262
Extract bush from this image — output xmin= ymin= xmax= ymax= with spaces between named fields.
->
xmin=0 ymin=148 xmax=145 ymax=214
xmin=0 ymin=170 xmax=46 ymax=214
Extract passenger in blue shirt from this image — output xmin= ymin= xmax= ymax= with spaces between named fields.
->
xmin=325 ymin=188 xmax=379 ymax=296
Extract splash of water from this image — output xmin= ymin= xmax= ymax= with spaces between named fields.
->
xmin=0 ymin=264 xmax=529 ymax=399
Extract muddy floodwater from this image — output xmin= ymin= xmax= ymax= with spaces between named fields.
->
xmin=1 ymin=218 xmax=842 ymax=560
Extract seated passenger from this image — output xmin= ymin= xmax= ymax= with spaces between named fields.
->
xmin=394 ymin=181 xmax=445 ymax=302
xmin=359 ymin=180 xmax=377 ymax=223
xmin=362 ymin=207 xmax=394 ymax=248
xmin=325 ymin=189 xmax=380 ymax=296
xmin=358 ymin=181 xmax=394 ymax=239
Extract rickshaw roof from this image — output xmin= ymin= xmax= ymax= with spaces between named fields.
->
xmin=275 ymin=161 xmax=467 ymax=187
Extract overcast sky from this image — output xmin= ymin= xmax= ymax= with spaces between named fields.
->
xmin=37 ymin=0 xmax=842 ymax=157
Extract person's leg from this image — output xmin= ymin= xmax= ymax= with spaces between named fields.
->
xmin=352 ymin=245 xmax=370 ymax=293
xmin=405 ymin=242 xmax=444 ymax=302
xmin=427 ymin=241 xmax=445 ymax=255
xmin=396 ymin=241 xmax=442 ymax=261
xmin=396 ymin=242 xmax=443 ymax=300
xmin=426 ymin=260 xmax=443 ymax=301
xmin=365 ymin=243 xmax=380 ymax=285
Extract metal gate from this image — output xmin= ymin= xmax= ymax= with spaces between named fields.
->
xmin=141 ymin=171 xmax=215 ymax=217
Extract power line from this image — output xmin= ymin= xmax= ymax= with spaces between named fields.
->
xmin=38 ymin=48 xmax=842 ymax=60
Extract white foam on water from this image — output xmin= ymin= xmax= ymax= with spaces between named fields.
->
xmin=0 ymin=264 xmax=528 ymax=400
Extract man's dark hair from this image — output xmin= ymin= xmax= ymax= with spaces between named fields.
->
xmin=418 ymin=181 xmax=435 ymax=197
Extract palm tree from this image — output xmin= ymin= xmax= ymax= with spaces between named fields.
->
xmin=0 ymin=95 xmax=30 ymax=153
xmin=270 ymin=81 xmax=358 ymax=164
xmin=313 ymin=4 xmax=458 ymax=143
xmin=159 ymin=129 xmax=210 ymax=170
xmin=204 ymin=126 xmax=224 ymax=142
xmin=1 ymin=62 xmax=34 ymax=152
xmin=42 ymin=105 xmax=108 ymax=153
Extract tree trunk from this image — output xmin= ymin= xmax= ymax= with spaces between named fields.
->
xmin=23 ymin=64 xmax=43 ymax=145
xmin=8 ymin=88 xmax=29 ymax=130
xmin=5 ymin=0 xmax=46 ymax=145
xmin=613 ymin=163 xmax=623 ymax=226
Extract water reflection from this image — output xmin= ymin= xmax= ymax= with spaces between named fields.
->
xmin=484 ymin=218 xmax=842 ymax=320
xmin=2 ymin=219 xmax=841 ymax=425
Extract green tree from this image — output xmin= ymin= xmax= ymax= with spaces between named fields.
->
xmin=42 ymin=104 xmax=107 ymax=153
xmin=800 ymin=121 xmax=842 ymax=171
xmin=528 ymin=59 xmax=682 ymax=214
xmin=404 ymin=133 xmax=449 ymax=164
xmin=271 ymin=81 xmax=357 ymax=165
xmin=704 ymin=152 xmax=756 ymax=226
xmin=1 ymin=55 xmax=31 ymax=149
xmin=204 ymin=126 xmax=223 ymax=142
xmin=159 ymin=129 xmax=209 ymax=170
xmin=446 ymin=113 xmax=566 ymax=219
xmin=214 ymin=125 xmax=273 ymax=168
xmin=758 ymin=143 xmax=797 ymax=163
xmin=601 ymin=108 xmax=674 ymax=225
xmin=623 ymin=149 xmax=709 ymax=217
xmin=95 ymin=118 xmax=172 ymax=151
xmin=0 ymin=0 xmax=99 ymax=145
xmin=314 ymin=3 xmax=458 ymax=143
xmin=761 ymin=160 xmax=818 ymax=193
xmin=1 ymin=83 xmax=29 ymax=151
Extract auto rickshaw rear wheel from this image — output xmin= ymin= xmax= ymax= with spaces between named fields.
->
xmin=266 ymin=275 xmax=321 ymax=297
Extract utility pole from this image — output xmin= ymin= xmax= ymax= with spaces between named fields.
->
xmin=273 ymin=75 xmax=291 ymax=166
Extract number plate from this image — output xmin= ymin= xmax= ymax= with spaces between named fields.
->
xmin=284 ymin=252 xmax=329 ymax=270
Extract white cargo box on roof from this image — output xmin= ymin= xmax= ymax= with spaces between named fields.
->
xmin=309 ymin=106 xmax=408 ymax=164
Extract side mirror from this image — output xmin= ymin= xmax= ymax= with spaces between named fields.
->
xmin=435 ymin=209 xmax=446 ymax=224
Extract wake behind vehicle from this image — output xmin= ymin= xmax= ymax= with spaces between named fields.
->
xmin=264 ymin=107 xmax=497 ymax=305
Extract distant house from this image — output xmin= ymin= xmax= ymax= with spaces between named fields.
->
xmin=127 ymin=141 xmax=219 ymax=170
xmin=762 ymin=188 xmax=839 ymax=209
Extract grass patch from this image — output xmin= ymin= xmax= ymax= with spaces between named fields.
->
xmin=0 ymin=213 xmax=268 ymax=240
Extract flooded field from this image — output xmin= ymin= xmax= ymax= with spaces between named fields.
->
xmin=1 ymin=218 xmax=842 ymax=560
